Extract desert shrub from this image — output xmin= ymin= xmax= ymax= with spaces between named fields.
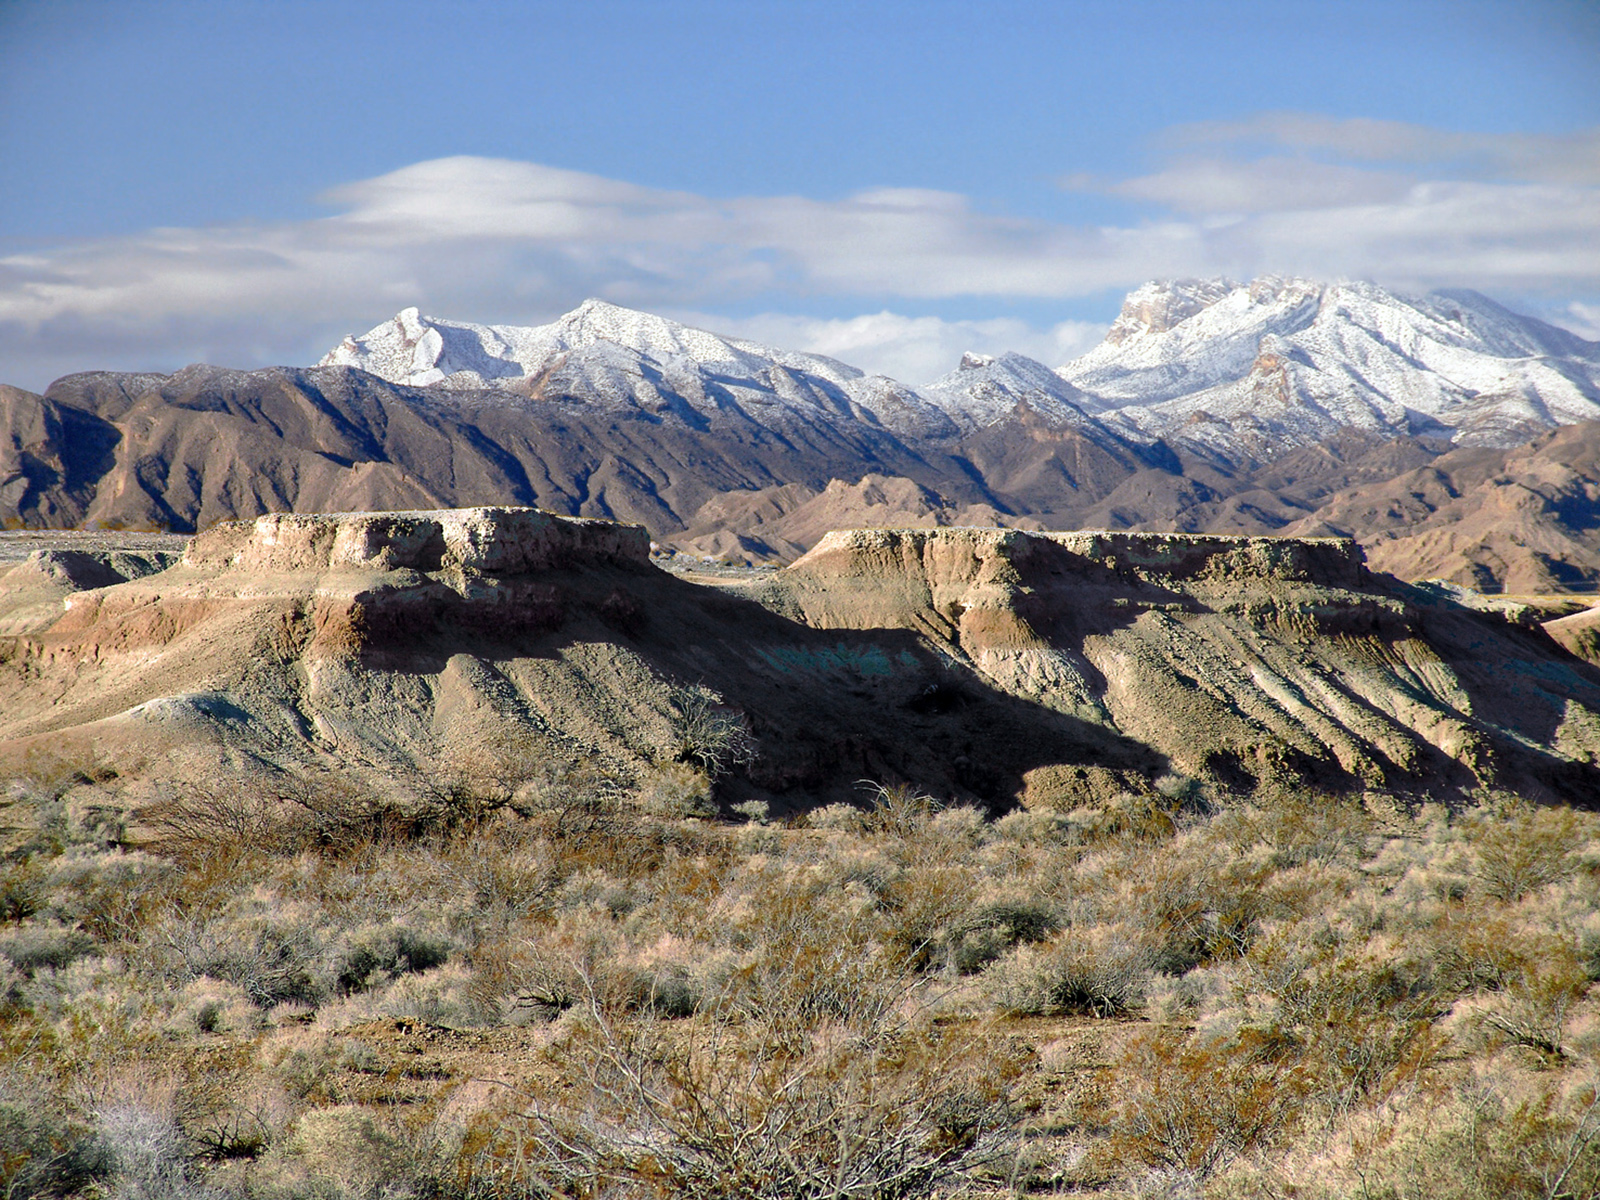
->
xmin=875 ymin=862 xmax=981 ymax=972
xmin=0 ymin=859 xmax=45 ymax=923
xmin=428 ymin=828 xmax=559 ymax=942
xmin=1416 ymin=907 xmax=1547 ymax=996
xmin=987 ymin=927 xmax=1151 ymax=1018
xmin=506 ymin=989 xmax=1020 ymax=1200
xmin=41 ymin=849 xmax=174 ymax=945
xmin=284 ymin=772 xmax=469 ymax=853
xmin=93 ymin=1102 xmax=207 ymax=1200
xmin=1215 ymin=791 xmax=1375 ymax=869
xmin=287 ymin=1104 xmax=413 ymax=1197
xmin=805 ymin=802 xmax=866 ymax=832
xmin=188 ymin=1106 xmax=271 ymax=1163
xmin=1090 ymin=1026 xmax=1307 ymax=1179
xmin=472 ymin=918 xmax=654 ymax=1023
xmin=628 ymin=963 xmax=701 ymax=1018
xmin=723 ymin=874 xmax=906 ymax=1035
xmin=154 ymin=913 xmax=326 ymax=1009
xmin=1239 ymin=933 xmax=1441 ymax=1112
xmin=1466 ymin=798 xmax=1589 ymax=903
xmin=0 ymin=923 xmax=98 ymax=976
xmin=335 ymin=924 xmax=451 ymax=996
xmin=1321 ymin=1070 xmax=1600 ymax=1200
xmin=1477 ymin=951 xmax=1591 ymax=1063
xmin=861 ymin=781 xmax=945 ymax=839
xmin=139 ymin=781 xmax=298 ymax=865
xmin=990 ymin=808 xmax=1076 ymax=844
xmin=1115 ymin=839 xmax=1269 ymax=974
xmin=1072 ymin=790 xmax=1188 ymax=843
xmin=0 ymin=1100 xmax=116 ymax=1199
xmin=638 ymin=761 xmax=716 ymax=818
xmin=946 ymin=898 xmax=1059 ymax=975
xmin=666 ymin=685 xmax=756 ymax=780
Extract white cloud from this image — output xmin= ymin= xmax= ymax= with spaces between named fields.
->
xmin=1162 ymin=114 xmax=1600 ymax=185
xmin=672 ymin=310 xmax=1108 ymax=384
xmin=1089 ymin=156 xmax=1416 ymax=214
xmin=0 ymin=120 xmax=1597 ymax=390
xmin=1553 ymin=301 xmax=1600 ymax=342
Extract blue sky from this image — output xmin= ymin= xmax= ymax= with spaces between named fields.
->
xmin=2 ymin=0 xmax=1598 ymax=389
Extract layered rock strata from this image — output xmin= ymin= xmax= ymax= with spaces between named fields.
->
xmin=0 ymin=510 xmax=1596 ymax=811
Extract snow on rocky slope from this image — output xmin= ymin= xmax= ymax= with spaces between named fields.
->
xmin=319 ymin=300 xmax=961 ymax=440
xmin=323 ymin=280 xmax=1600 ymax=469
xmin=1063 ymin=278 xmax=1600 ymax=465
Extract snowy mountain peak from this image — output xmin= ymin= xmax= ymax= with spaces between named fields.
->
xmin=923 ymin=351 xmax=1105 ymax=430
xmin=318 ymin=278 xmax=1600 ymax=466
xmin=1062 ymin=276 xmax=1600 ymax=461
xmin=1104 ymin=278 xmax=1240 ymax=345
xmin=319 ymin=302 xmax=967 ymax=439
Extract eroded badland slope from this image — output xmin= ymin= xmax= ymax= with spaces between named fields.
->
xmin=1 ymin=508 xmax=1597 ymax=810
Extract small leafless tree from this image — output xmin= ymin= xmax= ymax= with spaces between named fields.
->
xmin=667 ymin=686 xmax=756 ymax=780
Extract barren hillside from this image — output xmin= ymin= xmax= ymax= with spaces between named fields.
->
xmin=2 ymin=509 xmax=1596 ymax=810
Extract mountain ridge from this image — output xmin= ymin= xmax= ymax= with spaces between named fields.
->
xmin=5 ymin=277 xmax=1600 ymax=590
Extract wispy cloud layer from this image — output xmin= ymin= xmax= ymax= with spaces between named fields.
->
xmin=1 ymin=114 xmax=1597 ymax=389
xmin=673 ymin=311 xmax=1108 ymax=384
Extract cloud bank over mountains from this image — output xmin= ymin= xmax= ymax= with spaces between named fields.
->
xmin=1 ymin=114 xmax=1596 ymax=390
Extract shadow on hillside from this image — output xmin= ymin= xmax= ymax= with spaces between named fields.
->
xmin=356 ymin=559 xmax=1171 ymax=813
xmin=334 ymin=540 xmax=1600 ymax=810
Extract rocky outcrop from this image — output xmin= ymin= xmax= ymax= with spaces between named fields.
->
xmin=1 ymin=514 xmax=1597 ymax=810
xmin=771 ymin=526 xmax=1600 ymax=804
xmin=185 ymin=508 xmax=651 ymax=575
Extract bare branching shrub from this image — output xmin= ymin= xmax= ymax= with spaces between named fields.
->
xmin=1332 ymin=1070 xmax=1600 ymax=1200
xmin=946 ymin=898 xmax=1060 ymax=975
xmin=1090 ymin=1026 xmax=1306 ymax=1179
xmin=503 ymin=978 xmax=1020 ymax=1200
xmin=1094 ymin=1024 xmax=1305 ymax=1184
xmin=1479 ymin=953 xmax=1591 ymax=1063
xmin=724 ymin=870 xmax=908 ymax=1036
xmin=1468 ymin=798 xmax=1588 ymax=903
xmin=1116 ymin=838 xmax=1269 ymax=974
xmin=639 ymin=761 xmax=716 ymax=818
xmin=667 ymin=685 xmax=756 ymax=780
xmin=139 ymin=781 xmax=299 ymax=864
xmin=150 ymin=910 xmax=326 ymax=1009
xmin=1240 ymin=933 xmax=1441 ymax=1112
xmin=94 ymin=1101 xmax=203 ymax=1200
xmin=0 ymin=1100 xmax=115 ymax=1200
xmin=859 ymin=781 xmax=944 ymax=839
xmin=287 ymin=1105 xmax=412 ymax=1197
xmin=875 ymin=862 xmax=981 ymax=972
xmin=1215 ymin=790 xmax=1375 ymax=868
xmin=334 ymin=924 xmax=451 ymax=996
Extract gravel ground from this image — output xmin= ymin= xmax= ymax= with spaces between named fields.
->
xmin=0 ymin=529 xmax=191 ymax=564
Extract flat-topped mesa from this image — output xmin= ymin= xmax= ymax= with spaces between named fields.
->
xmin=791 ymin=527 xmax=1367 ymax=590
xmin=184 ymin=507 xmax=652 ymax=575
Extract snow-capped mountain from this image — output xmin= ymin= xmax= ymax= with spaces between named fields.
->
xmin=920 ymin=351 xmax=1098 ymax=427
xmin=1062 ymin=277 xmax=1600 ymax=464
xmin=319 ymin=300 xmax=960 ymax=440
xmin=322 ymin=280 xmax=1600 ymax=472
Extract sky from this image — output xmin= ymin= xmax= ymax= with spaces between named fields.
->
xmin=1 ymin=0 xmax=1598 ymax=390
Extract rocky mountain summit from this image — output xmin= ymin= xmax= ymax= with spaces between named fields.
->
xmin=2 ymin=510 xmax=1597 ymax=809
xmin=1072 ymin=278 xmax=1600 ymax=465
xmin=324 ymin=279 xmax=1600 ymax=465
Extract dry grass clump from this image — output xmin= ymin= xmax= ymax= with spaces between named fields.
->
xmin=2 ymin=750 xmax=1600 ymax=1199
